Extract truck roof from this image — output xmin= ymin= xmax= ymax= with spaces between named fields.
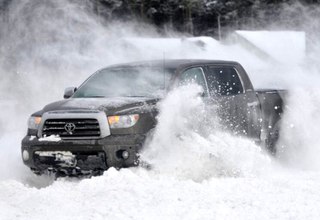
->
xmin=107 ymin=59 xmax=240 ymax=70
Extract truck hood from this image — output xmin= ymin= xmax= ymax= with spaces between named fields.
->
xmin=42 ymin=97 xmax=159 ymax=115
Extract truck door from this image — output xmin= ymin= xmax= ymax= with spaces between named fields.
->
xmin=204 ymin=65 xmax=262 ymax=140
xmin=176 ymin=66 xmax=215 ymax=127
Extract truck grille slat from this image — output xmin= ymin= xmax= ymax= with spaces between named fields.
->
xmin=42 ymin=119 xmax=101 ymax=138
xmin=43 ymin=126 xmax=100 ymax=130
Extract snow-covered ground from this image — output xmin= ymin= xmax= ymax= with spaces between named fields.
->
xmin=2 ymin=168 xmax=320 ymax=220
xmin=1 ymin=1 xmax=320 ymax=219
xmin=2 ymin=85 xmax=320 ymax=220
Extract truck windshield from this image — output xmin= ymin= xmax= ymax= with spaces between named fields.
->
xmin=73 ymin=66 xmax=174 ymax=98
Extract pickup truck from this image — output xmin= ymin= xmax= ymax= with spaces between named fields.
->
xmin=21 ymin=60 xmax=286 ymax=176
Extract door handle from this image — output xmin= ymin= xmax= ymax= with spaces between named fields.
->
xmin=247 ymin=101 xmax=259 ymax=107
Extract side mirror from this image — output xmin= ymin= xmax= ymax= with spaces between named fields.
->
xmin=64 ymin=87 xmax=77 ymax=99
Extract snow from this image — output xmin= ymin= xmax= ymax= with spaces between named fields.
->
xmin=1 ymin=169 xmax=320 ymax=220
xmin=235 ymin=31 xmax=306 ymax=64
xmin=3 ymin=86 xmax=320 ymax=220
xmin=120 ymin=37 xmax=221 ymax=59
xmin=38 ymin=135 xmax=61 ymax=142
xmin=2 ymin=1 xmax=320 ymax=219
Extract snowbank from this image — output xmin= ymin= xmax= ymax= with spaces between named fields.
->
xmin=234 ymin=31 xmax=306 ymax=64
xmin=1 ymin=168 xmax=320 ymax=220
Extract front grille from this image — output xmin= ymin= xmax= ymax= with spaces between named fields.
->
xmin=42 ymin=118 xmax=101 ymax=138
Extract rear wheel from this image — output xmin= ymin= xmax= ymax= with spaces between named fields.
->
xmin=265 ymin=122 xmax=280 ymax=155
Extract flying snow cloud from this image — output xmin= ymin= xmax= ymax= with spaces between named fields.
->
xmin=141 ymin=85 xmax=275 ymax=181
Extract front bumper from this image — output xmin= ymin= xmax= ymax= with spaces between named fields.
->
xmin=21 ymin=134 xmax=145 ymax=175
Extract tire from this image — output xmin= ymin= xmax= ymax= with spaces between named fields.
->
xmin=265 ymin=122 xmax=280 ymax=155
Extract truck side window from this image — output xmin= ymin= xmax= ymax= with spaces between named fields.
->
xmin=206 ymin=66 xmax=243 ymax=96
xmin=179 ymin=67 xmax=208 ymax=96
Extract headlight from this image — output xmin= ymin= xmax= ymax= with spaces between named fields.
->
xmin=107 ymin=114 xmax=139 ymax=129
xmin=28 ymin=116 xmax=42 ymax=129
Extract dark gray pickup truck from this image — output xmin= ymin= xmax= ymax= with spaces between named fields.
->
xmin=21 ymin=60 xmax=286 ymax=176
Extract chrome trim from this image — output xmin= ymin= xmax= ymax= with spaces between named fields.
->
xmin=233 ymin=68 xmax=245 ymax=94
xmin=38 ymin=110 xmax=110 ymax=139
xmin=198 ymin=67 xmax=210 ymax=97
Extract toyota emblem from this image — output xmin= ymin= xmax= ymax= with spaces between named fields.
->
xmin=64 ymin=123 xmax=76 ymax=134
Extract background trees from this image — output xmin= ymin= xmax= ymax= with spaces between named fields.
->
xmin=88 ymin=0 xmax=320 ymax=38
xmin=1 ymin=0 xmax=320 ymax=38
